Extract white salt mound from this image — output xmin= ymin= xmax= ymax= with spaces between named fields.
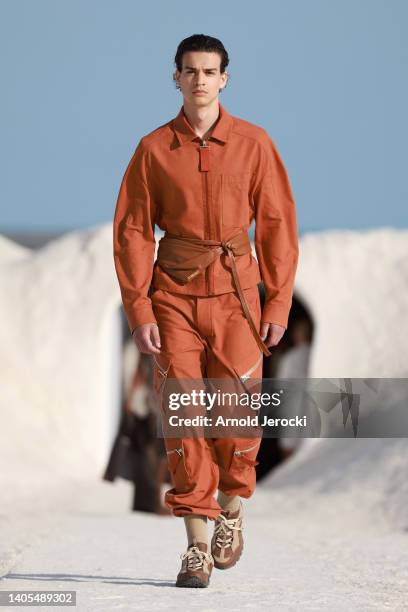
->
xmin=0 ymin=225 xmax=407 ymax=530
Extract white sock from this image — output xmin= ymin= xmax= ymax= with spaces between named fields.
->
xmin=217 ymin=491 xmax=240 ymax=513
xmin=183 ymin=515 xmax=208 ymax=546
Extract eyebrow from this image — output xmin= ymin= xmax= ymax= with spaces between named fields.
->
xmin=184 ymin=66 xmax=218 ymax=71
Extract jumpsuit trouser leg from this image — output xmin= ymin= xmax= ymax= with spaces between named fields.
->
xmin=151 ymin=284 xmax=264 ymax=521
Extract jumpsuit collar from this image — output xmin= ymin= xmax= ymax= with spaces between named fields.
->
xmin=172 ymin=101 xmax=234 ymax=146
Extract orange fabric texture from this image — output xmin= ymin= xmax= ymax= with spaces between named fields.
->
xmin=113 ymin=101 xmax=299 ymax=332
xmin=151 ymin=286 xmax=264 ymax=519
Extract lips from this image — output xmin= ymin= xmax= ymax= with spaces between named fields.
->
xmin=193 ymin=91 xmax=207 ymax=94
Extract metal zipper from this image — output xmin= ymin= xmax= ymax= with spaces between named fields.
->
xmin=234 ymin=442 xmax=259 ymax=456
xmin=240 ymin=354 xmax=263 ymax=381
xmin=153 ymin=355 xmax=171 ymax=377
xmin=153 ymin=355 xmax=171 ymax=397
xmin=199 ymin=138 xmax=213 ymax=294
xmin=166 ymin=447 xmax=184 ymax=457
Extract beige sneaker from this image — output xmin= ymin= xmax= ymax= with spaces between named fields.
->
xmin=176 ymin=539 xmax=214 ymax=588
xmin=211 ymin=501 xmax=244 ymax=570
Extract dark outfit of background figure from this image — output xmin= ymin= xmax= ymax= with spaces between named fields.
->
xmin=103 ymin=349 xmax=170 ymax=514
xmin=255 ymin=284 xmax=314 ymax=481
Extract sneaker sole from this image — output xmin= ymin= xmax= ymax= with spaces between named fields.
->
xmin=213 ymin=543 xmax=244 ymax=570
xmin=176 ymin=576 xmax=209 ymax=588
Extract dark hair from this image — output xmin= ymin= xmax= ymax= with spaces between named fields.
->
xmin=174 ymin=34 xmax=229 ymax=73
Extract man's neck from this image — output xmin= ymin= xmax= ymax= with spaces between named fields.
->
xmin=182 ymin=99 xmax=220 ymax=140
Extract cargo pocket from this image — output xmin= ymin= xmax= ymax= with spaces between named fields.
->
xmin=230 ymin=439 xmax=261 ymax=471
xmin=165 ymin=439 xmax=191 ymax=480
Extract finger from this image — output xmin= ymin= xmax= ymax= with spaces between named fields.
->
xmin=138 ymin=343 xmax=161 ymax=355
xmin=132 ymin=332 xmax=155 ymax=355
xmin=260 ymin=322 xmax=270 ymax=341
xmin=270 ymin=328 xmax=284 ymax=347
xmin=151 ymin=324 xmax=161 ymax=350
xmin=134 ymin=337 xmax=148 ymax=354
xmin=267 ymin=331 xmax=276 ymax=347
xmin=142 ymin=335 xmax=161 ymax=354
xmin=265 ymin=328 xmax=280 ymax=347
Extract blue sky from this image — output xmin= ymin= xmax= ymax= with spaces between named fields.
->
xmin=1 ymin=0 xmax=407 ymax=234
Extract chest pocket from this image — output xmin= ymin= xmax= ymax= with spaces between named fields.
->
xmin=221 ymin=172 xmax=252 ymax=229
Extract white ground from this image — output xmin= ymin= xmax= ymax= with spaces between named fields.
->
xmin=2 ymin=470 xmax=408 ymax=611
xmin=1 ymin=226 xmax=408 ymax=610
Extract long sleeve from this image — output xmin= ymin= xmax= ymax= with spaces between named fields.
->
xmin=253 ymin=131 xmax=299 ymax=329
xmin=113 ymin=138 xmax=158 ymax=334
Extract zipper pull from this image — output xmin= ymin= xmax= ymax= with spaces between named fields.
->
xmin=166 ymin=447 xmax=184 ymax=456
xmin=199 ymin=138 xmax=210 ymax=172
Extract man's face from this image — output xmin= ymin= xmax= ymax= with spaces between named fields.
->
xmin=175 ymin=51 xmax=228 ymax=107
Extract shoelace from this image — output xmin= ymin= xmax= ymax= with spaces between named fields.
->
xmin=180 ymin=545 xmax=213 ymax=571
xmin=213 ymin=513 xmax=243 ymax=549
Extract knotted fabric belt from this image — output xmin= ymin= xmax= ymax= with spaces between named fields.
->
xmin=155 ymin=231 xmax=271 ymax=357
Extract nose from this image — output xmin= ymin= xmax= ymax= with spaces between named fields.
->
xmin=194 ymin=70 xmax=206 ymax=85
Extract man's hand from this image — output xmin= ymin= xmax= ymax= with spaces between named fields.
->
xmin=132 ymin=323 xmax=162 ymax=354
xmin=260 ymin=322 xmax=286 ymax=348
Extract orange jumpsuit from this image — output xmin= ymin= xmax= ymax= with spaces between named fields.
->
xmin=113 ymin=101 xmax=299 ymax=519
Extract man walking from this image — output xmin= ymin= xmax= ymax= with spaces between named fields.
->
xmin=113 ymin=34 xmax=299 ymax=587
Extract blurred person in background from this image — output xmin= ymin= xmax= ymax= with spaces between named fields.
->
xmin=255 ymin=293 xmax=313 ymax=478
xmin=103 ymin=337 xmax=170 ymax=514
xmin=275 ymin=299 xmax=314 ymax=458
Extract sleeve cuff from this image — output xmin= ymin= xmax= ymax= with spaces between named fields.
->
xmin=127 ymin=305 xmax=158 ymax=334
xmin=261 ymin=301 xmax=290 ymax=329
